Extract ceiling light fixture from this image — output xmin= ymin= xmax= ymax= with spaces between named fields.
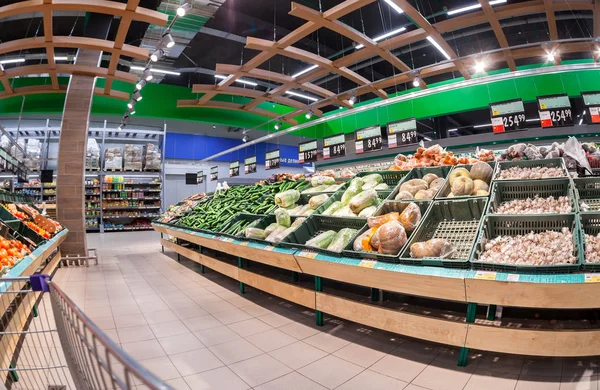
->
xmin=291 ymin=64 xmax=318 ymax=79
xmin=448 ymin=128 xmax=458 ymax=132
xmin=427 ymin=36 xmax=451 ymax=60
xmin=118 ymin=125 xmax=124 ymax=131
xmin=0 ymin=58 xmax=25 ymax=64
xmin=127 ymin=100 xmax=135 ymax=109
xmin=242 ymin=135 xmax=249 ymax=143
xmin=136 ymin=79 xmax=146 ymax=90
xmin=579 ymin=117 xmax=584 ymax=125
xmin=473 ymin=123 xmax=491 ymax=128
xmin=54 ymin=56 xmax=70 ymax=61
xmin=129 ymin=108 xmax=136 ymax=115
xmin=150 ymin=49 xmax=164 ymax=62
xmin=214 ymin=74 xmax=257 ymax=86
xmin=348 ymin=94 xmax=356 ymax=106
xmin=285 ymin=90 xmax=319 ymax=102
xmin=475 ymin=60 xmax=486 ymax=73
xmin=422 ymin=135 xmax=432 ymax=141
xmin=160 ymin=32 xmax=176 ymax=49
xmin=547 ymin=52 xmax=555 ymax=62
xmin=177 ymin=0 xmax=192 ymax=16
xmin=274 ymin=122 xmax=281 ymax=130
xmin=447 ymin=0 xmax=506 ymax=15
xmin=355 ymin=27 xmax=407 ymax=50
xmin=133 ymin=91 xmax=142 ymax=102
xmin=131 ymin=66 xmax=180 ymax=76
xmin=305 ymin=110 xmax=313 ymax=120
xmin=412 ymin=77 xmax=420 ymax=87
xmin=383 ymin=0 xmax=404 ymax=14
xmin=525 ymin=118 xmax=540 ymax=122
xmin=142 ymin=69 xmax=153 ymax=81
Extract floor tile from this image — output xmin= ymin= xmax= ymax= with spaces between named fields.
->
xmin=269 ymin=341 xmax=328 ymax=370
xmin=278 ymin=321 xmax=321 ymax=339
xmin=476 ymin=353 xmax=525 ymax=375
xmin=149 ymin=320 xmax=189 ymax=338
xmin=212 ymin=308 xmax=254 ymax=325
xmin=209 ymin=338 xmax=263 ymax=364
xmin=258 ymin=312 xmax=295 ymax=327
xmin=333 ymin=338 xmax=394 ymax=368
xmin=228 ymin=318 xmax=273 ymax=337
xmin=370 ymin=342 xmax=438 ymax=383
xmin=299 ymin=355 xmax=363 ymax=389
xmin=200 ymin=300 xmax=237 ymax=314
xmin=303 ymin=332 xmax=355 ymax=354
xmin=182 ymin=314 xmax=223 ymax=332
xmin=464 ymin=371 xmax=519 ymax=390
xmin=559 ymin=375 xmax=598 ymax=390
xmin=336 ymin=369 xmax=408 ymax=390
xmin=412 ymin=360 xmax=476 ymax=390
xmin=114 ymin=314 xmax=148 ymax=329
xmin=164 ymin=378 xmax=191 ymax=390
xmin=142 ymin=310 xmax=179 ymax=325
xmin=255 ymin=371 xmax=327 ymax=390
xmin=171 ymin=304 xmax=209 ymax=320
xmin=521 ymin=358 xmax=564 ymax=377
xmin=246 ymin=329 xmax=297 ymax=352
xmin=138 ymin=356 xmax=181 ymax=381
xmin=516 ymin=375 xmax=561 ymax=390
xmin=158 ymin=333 xmax=204 ymax=355
xmin=169 ymin=348 xmax=224 ymax=376
xmin=562 ymin=358 xmax=599 ymax=377
xmin=111 ymin=304 xmax=141 ymax=316
xmin=183 ymin=367 xmax=249 ymax=390
xmin=121 ymin=340 xmax=166 ymax=361
xmin=193 ymin=325 xmax=241 ymax=347
xmin=116 ymin=325 xmax=156 ymax=343
xmin=229 ymin=354 xmax=292 ymax=387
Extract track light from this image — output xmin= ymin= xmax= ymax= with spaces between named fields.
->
xmin=177 ymin=0 xmax=192 ymax=16
xmin=242 ymin=129 xmax=249 ymax=135
xmin=412 ymin=77 xmax=420 ymax=87
xmin=150 ymin=49 xmax=164 ymax=62
xmin=129 ymin=108 xmax=136 ymax=115
xmin=274 ymin=122 xmax=281 ymax=130
xmin=141 ymin=69 xmax=153 ymax=82
xmin=305 ymin=110 xmax=313 ymax=120
xmin=160 ymin=32 xmax=176 ymax=49
xmin=136 ymin=80 xmax=146 ymax=90
xmin=338 ymin=105 xmax=343 ymax=110
xmin=547 ymin=52 xmax=555 ymax=62
xmin=118 ymin=124 xmax=124 ymax=131
xmin=127 ymin=99 xmax=135 ymax=109
xmin=348 ymin=95 xmax=356 ymax=106
xmin=133 ymin=91 xmax=142 ymax=102
xmin=242 ymin=135 xmax=249 ymax=143
xmin=475 ymin=60 xmax=486 ymax=73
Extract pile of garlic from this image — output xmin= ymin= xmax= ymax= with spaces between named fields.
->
xmin=585 ymin=233 xmax=600 ymax=263
xmin=497 ymin=166 xmax=565 ymax=180
xmin=494 ymin=195 xmax=572 ymax=214
xmin=480 ymin=228 xmax=575 ymax=266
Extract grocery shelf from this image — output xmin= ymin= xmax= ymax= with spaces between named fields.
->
xmin=102 ymin=197 xmax=161 ymax=200
xmin=104 ymin=226 xmax=153 ymax=231
xmin=103 ymin=215 xmax=159 ymax=218
xmin=102 ymin=206 xmax=161 ymax=210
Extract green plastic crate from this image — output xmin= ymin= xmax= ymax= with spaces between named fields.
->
xmin=356 ymin=170 xmax=410 ymax=192
xmin=0 ymin=206 xmax=46 ymax=246
xmin=436 ymin=162 xmax=496 ymax=200
xmin=495 ymin=158 xmax=568 ymax=181
xmin=342 ymin=200 xmax=432 ymax=263
xmin=471 ymin=214 xmax=581 ymax=274
xmin=487 ymin=178 xmax=577 ymax=215
xmin=217 ymin=213 xmax=265 ymax=239
xmin=398 ymin=198 xmax=488 ymax=268
xmin=573 ymin=177 xmax=600 ymax=212
xmin=389 ymin=166 xmax=451 ymax=201
xmin=279 ymin=215 xmax=367 ymax=255
xmin=242 ymin=214 xmax=305 ymax=246
xmin=578 ymin=213 xmax=600 ymax=271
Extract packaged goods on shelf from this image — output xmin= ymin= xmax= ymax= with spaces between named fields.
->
xmin=86 ymin=138 xmax=100 ymax=169
xmin=144 ymin=143 xmax=161 ymax=170
xmin=124 ymin=144 xmax=143 ymax=170
xmin=24 ymin=139 xmax=41 ymax=171
xmin=104 ymin=147 xmax=123 ymax=170
xmin=389 ymin=143 xmax=479 ymax=171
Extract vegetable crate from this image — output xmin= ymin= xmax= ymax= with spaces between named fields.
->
xmin=356 ymin=171 xmax=410 ymax=192
xmin=436 ymin=162 xmax=496 ymax=200
xmin=494 ymin=158 xmax=568 ymax=181
xmin=315 ymin=189 xmax=392 ymax=218
xmin=389 ymin=166 xmax=452 ymax=201
xmin=0 ymin=206 xmax=46 ymax=245
xmin=343 ymin=200 xmax=432 ymax=263
xmin=470 ymin=214 xmax=581 ymax=274
xmin=283 ymin=192 xmax=341 ymax=217
xmin=279 ymin=215 xmax=367 ymax=256
xmin=573 ymin=177 xmax=600 ymax=212
xmin=217 ymin=213 xmax=265 ymax=239
xmin=399 ymin=198 xmax=488 ymax=268
xmin=487 ymin=178 xmax=577 ymax=215
xmin=243 ymin=214 xmax=304 ymax=246
xmin=578 ymin=213 xmax=600 ymax=271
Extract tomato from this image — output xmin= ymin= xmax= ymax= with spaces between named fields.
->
xmin=1 ymin=241 xmax=9 ymax=250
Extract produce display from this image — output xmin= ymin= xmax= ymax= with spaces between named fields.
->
xmin=247 ymin=216 xmax=306 ymax=243
xmin=396 ymin=174 xmax=444 ymax=200
xmin=496 ymin=166 xmax=566 ymax=180
xmin=157 ymin=194 xmax=205 ymax=224
xmin=321 ymin=177 xmax=385 ymax=218
xmin=0 ymin=236 xmax=31 ymax=271
xmin=444 ymin=162 xmax=493 ymax=197
xmin=307 ymin=228 xmax=357 ymax=252
xmin=410 ymin=239 xmax=456 ymax=259
xmin=585 ymin=233 xmax=600 ymax=263
xmin=389 ymin=144 xmax=479 ymax=170
xmin=493 ymin=196 xmax=572 ymax=214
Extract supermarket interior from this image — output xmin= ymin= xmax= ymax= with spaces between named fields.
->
xmin=4 ymin=0 xmax=600 ymax=389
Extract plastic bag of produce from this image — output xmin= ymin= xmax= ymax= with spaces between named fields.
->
xmin=275 ymin=189 xmax=300 ymax=208
xmin=399 ymin=202 xmax=421 ymax=232
xmin=291 ymin=217 xmax=305 ymax=228
xmin=377 ymin=220 xmax=407 ymax=254
xmin=301 ymin=185 xmax=329 ymax=194
xmin=564 ymin=136 xmax=592 ymax=173
xmin=303 ymin=209 xmax=315 ymax=216
xmin=306 ymin=230 xmax=337 ymax=249
xmin=349 ymin=189 xmax=379 ymax=214
xmin=309 ymin=194 xmax=329 ymax=210
xmin=326 ymin=228 xmax=357 ymax=253
xmin=410 ymin=238 xmax=456 ymax=258
xmin=311 ymin=176 xmax=335 ymax=187
xmin=324 ymin=184 xmax=341 ymax=192
xmin=245 ymin=227 xmax=266 ymax=239
xmin=362 ymin=174 xmax=383 ymax=183
xmin=144 ymin=143 xmax=162 ymax=170
xmin=374 ymin=183 xmax=389 ymax=191
xmin=264 ymin=222 xmax=279 ymax=236
xmin=275 ymin=208 xmax=291 ymax=227
xmin=287 ymin=205 xmax=302 ymax=215
xmin=341 ymin=184 xmax=362 ymax=206
xmin=322 ymin=201 xmax=343 ymax=216
xmin=353 ymin=227 xmax=377 ymax=251
xmin=358 ymin=205 xmax=377 ymax=218
xmin=333 ymin=205 xmax=356 ymax=217
xmin=340 ymin=168 xmax=355 ymax=178
xmin=104 ymin=147 xmax=123 ymax=170
xmin=86 ymin=138 xmax=100 ymax=169
xmin=124 ymin=144 xmax=143 ymax=170
xmin=368 ymin=212 xmax=400 ymax=228
xmin=362 ymin=181 xmax=379 ymax=191
xmin=266 ymin=225 xmax=288 ymax=242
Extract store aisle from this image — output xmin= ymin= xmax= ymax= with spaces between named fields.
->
xmin=51 ymin=232 xmax=596 ymax=390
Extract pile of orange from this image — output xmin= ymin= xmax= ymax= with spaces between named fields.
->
xmin=0 ymin=237 xmax=29 ymax=268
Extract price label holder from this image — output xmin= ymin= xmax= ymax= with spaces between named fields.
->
xmin=506 ymin=274 xmax=520 ymax=282
xmin=229 ymin=161 xmax=240 ymax=177
xmin=265 ymin=149 xmax=280 ymax=171
xmin=585 ymin=273 xmax=600 ymax=283
xmin=264 ymin=245 xmax=276 ymax=252
xmin=537 ymin=94 xmax=572 ymax=128
xmin=298 ymin=139 xmax=318 ymax=164
xmin=387 ymin=118 xmax=418 ymax=148
xmin=581 ymin=91 xmax=600 ymax=124
xmin=196 ymin=170 xmax=204 ymax=184
xmin=210 ymin=166 xmax=218 ymax=181
xmin=355 ymin=126 xmax=382 ymax=154
xmin=474 ymin=271 xmax=497 ymax=280
xmin=489 ymin=99 xmax=526 ymax=133
xmin=245 ymin=156 xmax=257 ymax=174
xmin=298 ymin=250 xmax=317 ymax=258
xmin=240 ymin=241 xmax=250 ymax=246
xmin=323 ymin=133 xmax=346 ymax=159
xmin=358 ymin=259 xmax=377 ymax=268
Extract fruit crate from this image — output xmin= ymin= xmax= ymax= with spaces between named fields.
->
xmin=398 ymin=198 xmax=488 ymax=268
xmin=279 ymin=215 xmax=367 ymax=256
xmin=573 ymin=177 xmax=600 ymax=212
xmin=217 ymin=213 xmax=265 ymax=239
xmin=578 ymin=213 xmax=600 ymax=271
xmin=471 ymin=214 xmax=581 ymax=274
xmin=342 ymin=200 xmax=432 ymax=263
xmin=243 ymin=214 xmax=304 ymax=246
xmin=487 ymin=178 xmax=577 ymax=215
xmin=315 ymin=188 xmax=392 ymax=218
xmin=356 ymin=170 xmax=411 ymax=193
xmin=436 ymin=162 xmax=496 ymax=200
xmin=494 ymin=158 xmax=568 ymax=181
xmin=0 ymin=206 xmax=47 ymax=246
xmin=389 ymin=166 xmax=451 ymax=201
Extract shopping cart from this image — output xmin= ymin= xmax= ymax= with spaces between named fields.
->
xmin=0 ymin=275 xmax=172 ymax=390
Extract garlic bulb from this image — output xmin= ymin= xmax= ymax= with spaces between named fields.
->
xmin=498 ymin=166 xmax=565 ymax=180
xmin=480 ymin=228 xmax=575 ymax=266
xmin=585 ymin=233 xmax=600 ymax=263
xmin=494 ymin=195 xmax=571 ymax=214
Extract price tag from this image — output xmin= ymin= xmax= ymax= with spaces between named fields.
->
xmin=388 ymin=119 xmax=418 ymax=148
xmin=245 ymin=156 xmax=257 ymax=175
xmin=585 ymin=273 xmax=600 ymax=283
xmin=358 ymin=259 xmax=376 ymax=268
xmin=506 ymin=274 xmax=520 ymax=282
xmin=491 ymin=117 xmax=505 ymax=133
xmin=474 ymin=271 xmax=497 ymax=280
xmin=355 ymin=126 xmax=382 ymax=154
xmin=265 ymin=149 xmax=280 ymax=170
xmin=210 ymin=166 xmax=218 ymax=181
xmin=241 ymin=241 xmax=249 ymax=246
xmin=590 ymin=107 xmax=600 ymax=123
xmin=490 ymin=99 xmax=526 ymax=133
xmin=298 ymin=140 xmax=318 ymax=163
xmin=264 ymin=245 xmax=275 ymax=251
xmin=298 ymin=250 xmax=317 ymax=258
xmin=323 ymin=133 xmax=345 ymax=159
xmin=229 ymin=161 xmax=240 ymax=177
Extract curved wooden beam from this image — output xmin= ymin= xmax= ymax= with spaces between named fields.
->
xmin=0 ymin=85 xmax=129 ymax=101
xmin=177 ymin=100 xmax=298 ymax=125
xmin=2 ymin=64 xmax=138 ymax=85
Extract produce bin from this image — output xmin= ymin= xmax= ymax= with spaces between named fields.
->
xmin=279 ymin=215 xmax=367 ymax=256
xmin=487 ymin=178 xmax=577 ymax=215
xmin=389 ymin=166 xmax=451 ymax=201
xmin=356 ymin=170 xmax=410 ymax=193
xmin=398 ymin=198 xmax=487 ymax=268
xmin=494 ymin=158 xmax=568 ymax=181
xmin=243 ymin=214 xmax=304 ymax=246
xmin=471 ymin=214 xmax=581 ymax=274
xmin=0 ymin=206 xmax=46 ymax=246
xmin=573 ymin=177 xmax=600 ymax=212
xmin=315 ymin=188 xmax=392 ymax=218
xmin=276 ymin=192 xmax=338 ymax=217
xmin=217 ymin=213 xmax=265 ymax=239
xmin=436 ymin=162 xmax=495 ymax=200
xmin=578 ymin=213 xmax=600 ymax=271
xmin=343 ymin=200 xmax=431 ymax=263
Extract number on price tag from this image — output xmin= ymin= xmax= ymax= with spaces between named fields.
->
xmin=299 ymin=250 xmax=317 ymax=258
xmin=474 ymin=271 xmax=497 ymax=280
xmin=585 ymin=273 xmax=600 ymax=283
xmin=358 ymin=259 xmax=376 ymax=268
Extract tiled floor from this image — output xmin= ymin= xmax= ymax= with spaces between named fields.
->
xmin=48 ymin=231 xmax=597 ymax=390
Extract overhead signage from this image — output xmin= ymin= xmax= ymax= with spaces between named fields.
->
xmin=210 ymin=166 xmax=218 ymax=181
xmin=537 ymin=94 xmax=572 ymax=128
xmin=197 ymin=170 xmax=204 ymax=184
xmin=355 ymin=126 xmax=382 ymax=154
xmin=489 ymin=99 xmax=526 ymax=133
xmin=323 ymin=133 xmax=346 ymax=159
xmin=229 ymin=161 xmax=240 ymax=177
xmin=265 ymin=149 xmax=280 ymax=170
xmin=298 ymin=140 xmax=318 ymax=164
xmin=581 ymin=92 xmax=600 ymax=123
xmin=245 ymin=156 xmax=257 ymax=174
xmin=387 ymin=119 xmax=417 ymax=148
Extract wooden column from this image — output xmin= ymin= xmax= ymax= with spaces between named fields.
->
xmin=57 ymin=49 xmax=101 ymax=256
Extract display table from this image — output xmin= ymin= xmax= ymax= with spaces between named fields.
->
xmin=154 ymin=222 xmax=600 ymax=364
